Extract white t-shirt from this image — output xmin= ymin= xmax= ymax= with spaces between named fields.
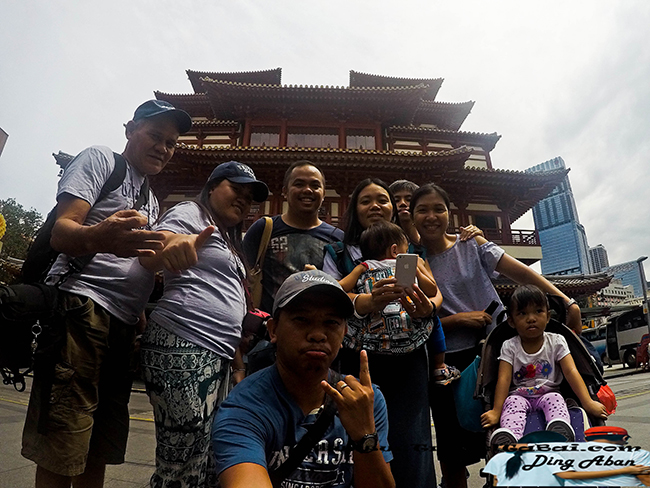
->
xmin=483 ymin=448 xmax=564 ymax=486
xmin=499 ymin=332 xmax=571 ymax=398
xmin=558 ymin=441 xmax=650 ymax=486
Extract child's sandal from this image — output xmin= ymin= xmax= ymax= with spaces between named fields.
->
xmin=432 ymin=365 xmax=461 ymax=386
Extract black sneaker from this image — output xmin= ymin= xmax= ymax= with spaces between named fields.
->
xmin=490 ymin=427 xmax=517 ymax=448
xmin=546 ymin=419 xmax=575 ymax=442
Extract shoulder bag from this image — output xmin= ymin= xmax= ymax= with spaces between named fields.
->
xmin=249 ymin=216 xmax=273 ymax=309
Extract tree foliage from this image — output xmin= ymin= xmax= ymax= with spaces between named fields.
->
xmin=0 ymin=198 xmax=44 ymax=260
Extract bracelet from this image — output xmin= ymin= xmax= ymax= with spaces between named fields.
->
xmin=352 ymin=294 xmax=369 ymax=319
xmin=232 ymin=368 xmax=246 ymax=373
xmin=135 ymin=334 xmax=143 ymax=341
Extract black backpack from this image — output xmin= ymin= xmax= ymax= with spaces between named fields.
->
xmin=1 ymin=152 xmax=147 ymax=391
xmin=21 ymin=153 xmax=137 ymax=284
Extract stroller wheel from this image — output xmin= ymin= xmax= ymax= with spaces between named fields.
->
xmin=546 ymin=419 xmax=575 ymax=442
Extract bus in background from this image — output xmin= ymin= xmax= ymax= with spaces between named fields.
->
xmin=606 ymin=307 xmax=649 ymax=368
xmin=582 ymin=324 xmax=608 ymax=366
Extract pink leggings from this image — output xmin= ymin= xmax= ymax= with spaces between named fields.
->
xmin=500 ymin=392 xmax=570 ymax=439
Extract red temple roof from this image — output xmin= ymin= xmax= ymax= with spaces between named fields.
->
xmin=186 ymin=68 xmax=282 ymax=93
xmin=494 ymin=273 xmax=612 ymax=300
xmin=413 ymin=100 xmax=475 ymax=131
xmin=388 ymin=125 xmax=501 ymax=152
xmin=150 ymin=144 xmax=474 ymax=197
xmin=442 ymin=167 xmax=569 ymax=221
xmin=200 ymin=78 xmax=430 ymax=123
xmin=349 ymin=70 xmax=444 ymax=100
xmin=154 ymin=92 xmax=213 ymax=118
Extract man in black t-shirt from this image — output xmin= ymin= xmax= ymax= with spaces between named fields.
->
xmin=243 ymin=161 xmax=343 ymax=314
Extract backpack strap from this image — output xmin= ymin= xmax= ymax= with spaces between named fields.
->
xmin=269 ymin=371 xmax=341 ymax=486
xmin=324 ymin=241 xmax=357 ymax=277
xmin=254 ymin=217 xmax=274 ymax=270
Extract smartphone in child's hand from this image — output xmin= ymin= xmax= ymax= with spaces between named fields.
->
xmin=395 ymin=253 xmax=418 ymax=287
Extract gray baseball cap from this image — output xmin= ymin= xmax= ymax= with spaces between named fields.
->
xmin=272 ymin=270 xmax=354 ymax=318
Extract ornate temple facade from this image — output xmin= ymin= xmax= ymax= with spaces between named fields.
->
xmin=150 ymin=68 xmax=569 ymax=264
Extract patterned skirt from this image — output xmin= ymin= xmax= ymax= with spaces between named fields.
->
xmin=141 ymin=319 xmax=231 ymax=488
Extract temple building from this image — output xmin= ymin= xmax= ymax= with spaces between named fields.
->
xmin=141 ymin=68 xmax=574 ymax=266
xmin=51 ymin=68 xmax=569 ymax=266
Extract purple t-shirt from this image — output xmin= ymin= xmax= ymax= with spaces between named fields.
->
xmin=426 ymin=236 xmax=505 ymax=353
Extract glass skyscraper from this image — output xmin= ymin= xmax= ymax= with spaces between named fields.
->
xmin=526 ymin=157 xmax=592 ymax=275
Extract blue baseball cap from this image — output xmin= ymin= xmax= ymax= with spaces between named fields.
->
xmin=272 ymin=270 xmax=354 ymax=318
xmin=133 ymin=100 xmax=192 ymax=134
xmin=208 ymin=161 xmax=269 ymax=202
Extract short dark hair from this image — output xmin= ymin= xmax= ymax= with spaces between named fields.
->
xmin=343 ymin=178 xmax=397 ymax=246
xmin=409 ymin=183 xmax=451 ymax=214
xmin=282 ymin=160 xmax=325 ymax=188
xmin=389 ymin=179 xmax=419 ymax=195
xmin=359 ymin=221 xmax=408 ymax=261
xmin=508 ymin=285 xmax=549 ymax=313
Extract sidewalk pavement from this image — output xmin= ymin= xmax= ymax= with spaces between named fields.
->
xmin=0 ymin=376 xmax=155 ymax=488
xmin=602 ymin=363 xmax=648 ymax=380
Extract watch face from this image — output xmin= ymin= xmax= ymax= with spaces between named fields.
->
xmin=359 ymin=433 xmax=379 ymax=452
xmin=362 ymin=437 xmax=377 ymax=451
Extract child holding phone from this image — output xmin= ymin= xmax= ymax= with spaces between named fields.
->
xmin=337 ymin=221 xmax=459 ymax=385
xmin=481 ymin=284 xmax=608 ymax=446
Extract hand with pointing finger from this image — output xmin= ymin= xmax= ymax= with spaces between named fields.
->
xmin=160 ymin=226 xmax=215 ymax=273
xmin=321 ymin=350 xmax=376 ymax=441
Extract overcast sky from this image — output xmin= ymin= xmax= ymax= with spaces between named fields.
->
xmin=1 ymin=1 xmax=648 ymax=276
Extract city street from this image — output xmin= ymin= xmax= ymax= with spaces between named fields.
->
xmin=1 ymin=366 xmax=649 ymax=487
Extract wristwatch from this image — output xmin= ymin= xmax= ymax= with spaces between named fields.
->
xmin=565 ymin=298 xmax=578 ymax=310
xmin=350 ymin=432 xmax=379 ymax=453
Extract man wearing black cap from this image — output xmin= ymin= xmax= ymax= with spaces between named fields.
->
xmin=213 ymin=270 xmax=395 ymax=488
xmin=21 ymin=100 xmax=192 ymax=488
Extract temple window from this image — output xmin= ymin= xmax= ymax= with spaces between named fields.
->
xmin=474 ymin=214 xmax=499 ymax=230
xmin=346 ymin=129 xmax=375 ymax=150
xmin=250 ymin=126 xmax=280 ymax=147
xmin=287 ymin=127 xmax=338 ymax=148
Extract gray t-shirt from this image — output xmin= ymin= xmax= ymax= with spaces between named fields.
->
xmin=426 ymin=236 xmax=505 ymax=353
xmin=150 ymin=201 xmax=246 ymax=359
xmin=48 ymin=145 xmax=158 ymax=324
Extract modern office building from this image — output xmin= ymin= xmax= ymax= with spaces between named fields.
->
xmin=526 ymin=157 xmax=592 ymax=275
xmin=595 ymin=278 xmax=635 ymax=306
xmin=589 ymin=244 xmax=610 ymax=273
xmin=606 ymin=261 xmax=646 ymax=298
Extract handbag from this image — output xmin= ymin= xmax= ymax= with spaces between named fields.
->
xmin=452 ymin=355 xmax=485 ymax=433
xmin=249 ymin=217 xmax=273 ymax=309
xmin=0 ymin=283 xmax=63 ymax=391
xmin=1 ymin=154 xmax=149 ymax=390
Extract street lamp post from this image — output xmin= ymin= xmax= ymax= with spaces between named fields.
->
xmin=636 ymin=256 xmax=650 ymax=335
